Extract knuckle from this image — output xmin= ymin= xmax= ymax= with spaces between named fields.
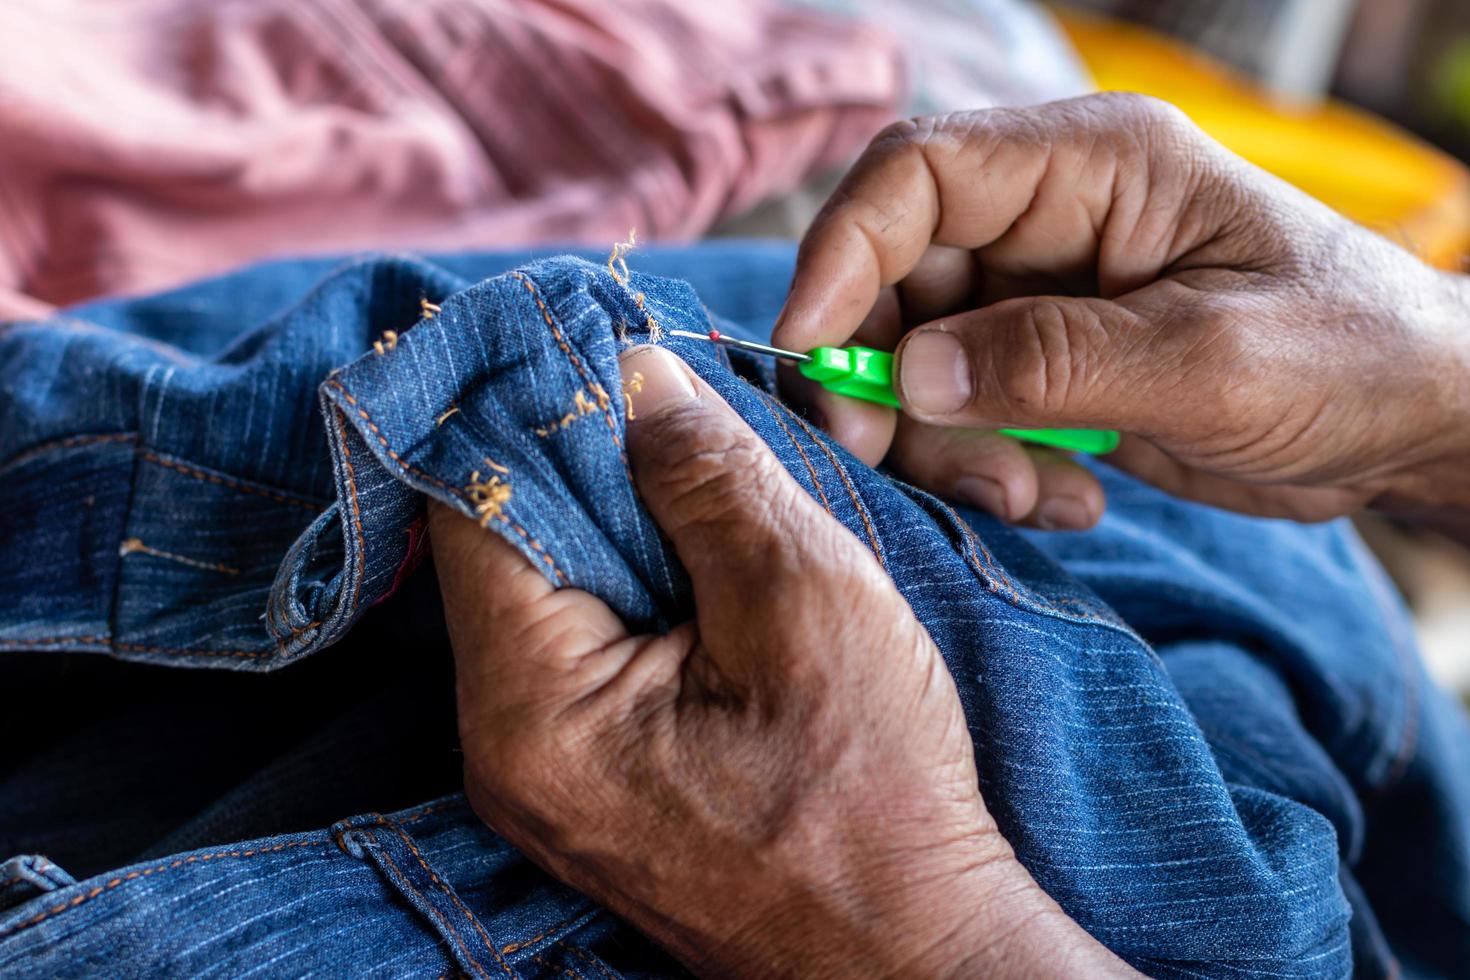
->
xmin=638 ymin=412 xmax=788 ymax=533
xmin=987 ymin=300 xmax=1101 ymax=417
xmin=1095 ymin=91 xmax=1191 ymax=134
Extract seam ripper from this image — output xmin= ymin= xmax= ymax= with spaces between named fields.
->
xmin=668 ymin=329 xmax=1120 ymax=455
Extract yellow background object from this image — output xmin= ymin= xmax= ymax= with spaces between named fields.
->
xmin=1054 ymin=9 xmax=1470 ymax=271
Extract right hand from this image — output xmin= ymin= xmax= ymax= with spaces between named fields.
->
xmin=774 ymin=93 xmax=1470 ymax=529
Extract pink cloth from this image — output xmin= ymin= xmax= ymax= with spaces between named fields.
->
xmin=0 ymin=0 xmax=901 ymax=315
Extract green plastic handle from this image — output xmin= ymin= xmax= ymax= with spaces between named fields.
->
xmin=797 ymin=346 xmax=1120 ymax=456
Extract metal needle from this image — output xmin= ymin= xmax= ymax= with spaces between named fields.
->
xmin=667 ymin=329 xmax=813 ymax=363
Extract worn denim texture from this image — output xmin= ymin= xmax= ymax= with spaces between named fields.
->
xmin=1 ymin=245 xmax=1467 ymax=978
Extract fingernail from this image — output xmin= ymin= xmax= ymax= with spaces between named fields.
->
xmin=899 ymin=330 xmax=971 ymax=416
xmin=620 ymin=346 xmax=697 ymax=420
xmin=1036 ymin=497 xmax=1091 ymax=531
xmin=955 ymin=476 xmax=1009 ymax=519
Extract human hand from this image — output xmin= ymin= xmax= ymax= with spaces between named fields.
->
xmin=429 ymin=345 xmax=1134 ymax=978
xmin=774 ymin=93 xmax=1470 ymax=529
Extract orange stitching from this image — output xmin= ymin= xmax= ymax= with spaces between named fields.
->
xmin=936 ymin=499 xmax=1021 ymax=602
xmin=400 ymin=801 xmax=457 ymax=825
xmin=141 ymin=453 xmax=323 ymax=513
xmin=501 ymin=910 xmax=587 ymax=954
xmin=119 ymin=537 xmax=240 ymax=576
xmin=531 ymin=952 xmax=586 ymax=980
xmin=0 ymin=636 xmax=268 ymax=659
xmin=605 ymin=233 xmax=663 ymax=342
xmin=785 ymin=412 xmax=884 ymax=566
xmin=757 ymin=392 xmax=833 ymax=516
xmin=555 ymin=942 xmax=615 ymax=980
xmin=0 ymin=432 xmax=136 ymax=472
xmin=387 ymin=824 xmax=516 ymax=979
xmin=373 ymin=839 xmax=492 ymax=980
xmin=324 ymin=381 xmax=566 ymax=584
xmin=510 ymin=273 xmax=635 ymax=486
xmin=0 ymin=841 xmax=324 ymax=940
xmin=333 ymin=409 xmax=368 ymax=612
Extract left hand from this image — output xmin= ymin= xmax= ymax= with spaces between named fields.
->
xmin=428 ymin=345 xmax=1135 ymax=978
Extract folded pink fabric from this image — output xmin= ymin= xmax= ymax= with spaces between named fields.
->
xmin=0 ymin=0 xmax=901 ymax=314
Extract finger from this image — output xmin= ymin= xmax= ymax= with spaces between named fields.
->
xmin=1106 ymin=437 xmax=1361 ymax=522
xmin=885 ymin=418 xmax=1105 ymax=529
xmin=620 ymin=345 xmax=885 ymax=657
xmin=777 ymin=360 xmax=897 ymax=467
xmin=777 ymin=246 xmax=973 ymax=464
xmin=896 ymin=244 xmax=977 ymax=326
xmin=885 ymin=415 xmax=1040 ymax=522
xmin=773 ymin=94 xmax=1214 ymax=354
xmin=1015 ymin=448 xmax=1105 ymax=531
xmin=893 ymin=285 xmax=1208 ymax=437
xmin=429 ymin=501 xmax=630 ymax=708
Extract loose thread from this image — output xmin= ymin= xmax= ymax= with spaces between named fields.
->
xmin=118 ymin=537 xmax=240 ymax=576
xmin=621 ymin=372 xmax=644 ymax=420
xmin=605 ymin=230 xmax=663 ymax=341
xmin=466 ymin=471 xmax=512 ymax=526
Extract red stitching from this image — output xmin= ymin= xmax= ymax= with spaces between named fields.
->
xmin=0 ymin=841 xmax=325 ymax=940
xmin=141 ymin=452 xmax=324 ymax=513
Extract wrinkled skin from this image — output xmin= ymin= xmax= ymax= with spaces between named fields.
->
xmin=774 ymin=93 xmax=1470 ymax=532
xmin=430 ymin=346 xmax=1135 ymax=978
xmin=430 ymin=93 xmax=1470 ymax=976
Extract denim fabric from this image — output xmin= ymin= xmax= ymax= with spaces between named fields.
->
xmin=2 ymin=246 xmax=1468 ymax=978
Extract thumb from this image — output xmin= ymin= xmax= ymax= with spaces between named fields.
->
xmin=894 ymin=291 xmax=1198 ymax=437
xmin=619 ymin=345 xmax=876 ymax=628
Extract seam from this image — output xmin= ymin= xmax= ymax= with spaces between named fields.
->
xmin=371 ymin=834 xmax=493 ymax=980
xmin=529 ymin=952 xmax=583 ymax=980
xmin=0 ymin=432 xmax=137 ymax=473
xmin=501 ymin=910 xmax=588 ymax=954
xmin=937 ymin=499 xmax=1022 ymax=604
xmin=554 ymin=942 xmax=616 ymax=980
xmin=324 ymin=380 xmax=566 ymax=585
xmin=385 ymin=823 xmax=517 ymax=979
xmin=784 ymin=410 xmax=884 ymax=567
xmin=400 ymin=801 xmax=458 ymax=825
xmin=119 ymin=537 xmax=240 ymax=576
xmin=141 ymin=452 xmax=325 ymax=512
xmin=333 ymin=407 xmax=368 ymax=613
xmin=0 ymin=636 xmax=268 ymax=659
xmin=0 ymin=840 xmax=325 ymax=941
xmin=509 ymin=272 xmax=634 ymax=486
xmin=756 ymin=391 xmax=833 ymax=517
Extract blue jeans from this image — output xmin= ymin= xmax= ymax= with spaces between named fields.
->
xmin=1 ymin=246 xmax=1467 ymax=977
